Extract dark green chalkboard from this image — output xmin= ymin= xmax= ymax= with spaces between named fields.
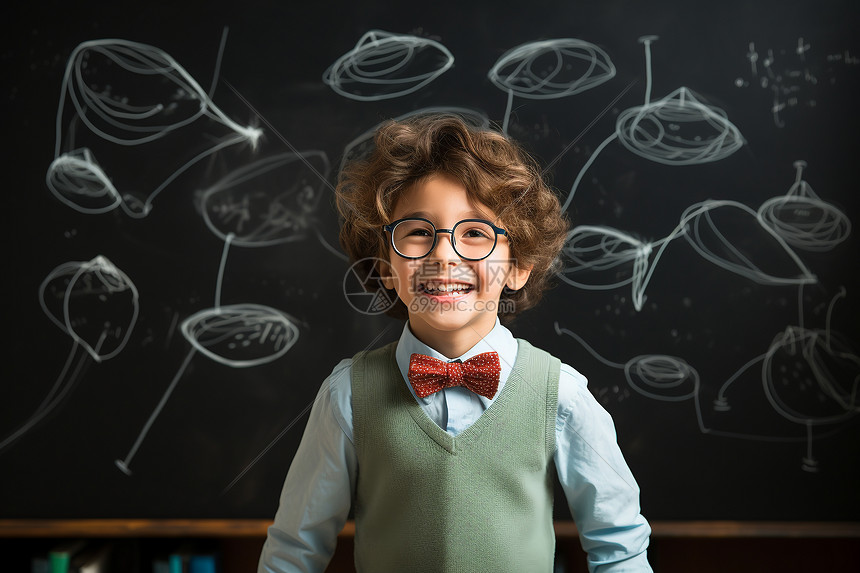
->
xmin=2 ymin=0 xmax=858 ymax=521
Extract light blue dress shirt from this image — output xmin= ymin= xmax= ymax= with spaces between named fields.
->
xmin=259 ymin=320 xmax=652 ymax=572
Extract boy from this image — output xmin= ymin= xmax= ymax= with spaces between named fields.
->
xmin=259 ymin=114 xmax=652 ymax=572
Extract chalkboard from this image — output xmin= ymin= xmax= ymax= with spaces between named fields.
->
xmin=2 ymin=0 xmax=858 ymax=522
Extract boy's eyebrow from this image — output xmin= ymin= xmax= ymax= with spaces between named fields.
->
xmin=398 ymin=209 xmax=492 ymax=222
xmin=397 ymin=210 xmax=433 ymax=220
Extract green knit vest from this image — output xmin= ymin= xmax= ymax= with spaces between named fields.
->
xmin=351 ymin=339 xmax=560 ymax=573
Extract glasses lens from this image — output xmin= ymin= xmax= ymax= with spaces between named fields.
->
xmin=453 ymin=220 xmax=497 ymax=260
xmin=392 ymin=219 xmax=436 ymax=258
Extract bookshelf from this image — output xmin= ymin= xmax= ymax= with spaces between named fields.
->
xmin=1 ymin=520 xmax=858 ymax=572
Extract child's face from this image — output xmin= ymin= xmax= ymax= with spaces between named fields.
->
xmin=381 ymin=173 xmax=531 ymax=356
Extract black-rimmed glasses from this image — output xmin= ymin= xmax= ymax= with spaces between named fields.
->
xmin=382 ymin=217 xmax=509 ymax=261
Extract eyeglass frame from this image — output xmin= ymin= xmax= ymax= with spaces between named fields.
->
xmin=382 ymin=217 xmax=509 ymax=261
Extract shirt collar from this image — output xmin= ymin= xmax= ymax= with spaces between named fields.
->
xmin=395 ymin=318 xmax=518 ymax=405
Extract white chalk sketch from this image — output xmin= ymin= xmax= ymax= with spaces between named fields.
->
xmin=181 ymin=301 xmax=299 ymax=369
xmin=555 ymin=291 xmax=859 ymax=471
xmin=758 ymin=161 xmax=852 ymax=251
xmin=714 ymin=285 xmax=860 ymax=471
xmin=487 ymin=38 xmax=616 ymax=133
xmin=736 ymin=39 xmax=859 ymax=127
xmin=338 ymin=107 xmax=490 ymax=175
xmin=47 ymin=37 xmax=262 ymax=217
xmin=562 ymin=36 xmax=744 ymax=210
xmin=1 ymin=256 xmax=138 ymax=453
xmin=197 ymin=149 xmax=344 ymax=259
xmin=559 ymin=199 xmax=817 ymax=311
xmin=208 ymin=76 xmax=351 ymax=261
xmin=681 ymin=200 xmax=816 ymax=286
xmin=322 ymin=30 xmax=454 ymax=101
xmin=553 ymin=322 xmax=701 ymax=404
xmin=557 ymin=225 xmax=664 ymax=312
xmin=115 ymin=233 xmax=299 ymax=475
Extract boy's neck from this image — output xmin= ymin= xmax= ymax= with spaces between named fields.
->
xmin=408 ymin=319 xmax=496 ymax=359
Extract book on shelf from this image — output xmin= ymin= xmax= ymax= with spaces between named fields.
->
xmin=30 ymin=539 xmax=220 ymax=573
xmin=32 ymin=541 xmax=129 ymax=573
xmin=48 ymin=540 xmax=86 ymax=573
xmin=33 ymin=540 xmax=98 ymax=573
xmin=71 ymin=543 xmax=111 ymax=573
xmin=31 ymin=556 xmax=49 ymax=573
xmin=158 ymin=542 xmax=220 ymax=573
xmin=152 ymin=557 xmax=170 ymax=573
xmin=188 ymin=554 xmax=218 ymax=573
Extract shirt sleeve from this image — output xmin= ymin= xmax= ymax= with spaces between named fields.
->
xmin=258 ymin=359 xmax=356 ymax=573
xmin=555 ymin=363 xmax=653 ymax=573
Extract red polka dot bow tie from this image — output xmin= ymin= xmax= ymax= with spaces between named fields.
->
xmin=407 ymin=352 xmax=501 ymax=399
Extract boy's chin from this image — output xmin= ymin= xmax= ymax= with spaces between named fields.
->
xmin=409 ymin=309 xmax=495 ymax=332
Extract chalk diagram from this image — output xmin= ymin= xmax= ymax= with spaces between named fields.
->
xmin=558 ymin=156 xmax=850 ymax=309
xmin=113 ymin=150 xmax=326 ymax=474
xmin=558 ymin=198 xmax=818 ymax=312
xmin=551 ymin=38 xmax=856 ymax=471
xmin=31 ymin=32 xmax=331 ymax=475
xmin=113 ymin=236 xmax=300 ymax=475
xmin=548 ymin=31 xmax=857 ymax=470
xmin=555 ymin=281 xmax=859 ymax=471
xmin=19 ymin=22 xmax=854 ymax=490
xmin=1 ymin=256 xmax=138 ymax=453
xmin=46 ymin=38 xmax=262 ymax=218
xmin=561 ymin=35 xmax=744 ymax=211
xmin=487 ymin=38 xmax=616 ymax=133
xmin=757 ymin=160 xmax=851 ymax=251
xmin=198 ymin=149 xmax=344 ymax=260
xmin=323 ymin=29 xmax=454 ymax=101
xmin=557 ymin=37 xmax=826 ymax=310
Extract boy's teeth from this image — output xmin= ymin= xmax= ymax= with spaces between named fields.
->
xmin=425 ymin=282 xmax=471 ymax=293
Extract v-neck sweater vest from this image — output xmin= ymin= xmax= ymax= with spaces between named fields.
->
xmin=351 ymin=339 xmax=561 ymax=573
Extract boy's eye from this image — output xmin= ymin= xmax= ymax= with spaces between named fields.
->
xmin=407 ymin=228 xmax=433 ymax=237
xmin=462 ymin=228 xmax=491 ymax=239
xmin=458 ymin=223 xmax=494 ymax=241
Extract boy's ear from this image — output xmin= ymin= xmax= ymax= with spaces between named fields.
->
xmin=378 ymin=259 xmax=396 ymax=290
xmin=505 ymin=263 xmax=533 ymax=291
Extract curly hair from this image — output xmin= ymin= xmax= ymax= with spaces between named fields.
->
xmin=335 ymin=113 xmax=569 ymax=322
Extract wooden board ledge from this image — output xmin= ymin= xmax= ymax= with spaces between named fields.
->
xmin=1 ymin=519 xmax=859 ymax=539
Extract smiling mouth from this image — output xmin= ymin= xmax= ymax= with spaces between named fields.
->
xmin=418 ymin=280 xmax=475 ymax=296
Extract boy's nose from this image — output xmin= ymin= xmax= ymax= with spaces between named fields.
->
xmin=428 ymin=230 xmax=460 ymax=263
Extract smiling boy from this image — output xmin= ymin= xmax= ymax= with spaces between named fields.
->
xmin=379 ymin=172 xmax=530 ymax=358
xmin=259 ymin=114 xmax=652 ymax=572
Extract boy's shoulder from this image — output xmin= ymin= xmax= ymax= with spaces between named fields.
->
xmin=511 ymin=337 xmax=591 ymax=408
xmin=512 ymin=337 xmax=584 ymax=374
xmin=511 ymin=337 xmax=568 ymax=367
xmin=330 ymin=340 xmax=398 ymax=388
xmin=355 ymin=340 xmax=398 ymax=360
xmin=315 ymin=356 xmax=355 ymax=437
xmin=321 ymin=356 xmax=354 ymax=398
